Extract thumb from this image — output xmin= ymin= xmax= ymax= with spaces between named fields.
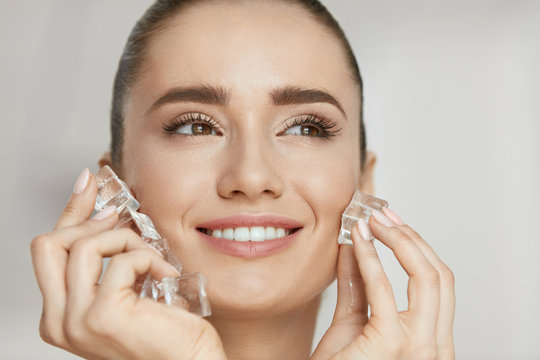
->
xmin=54 ymin=168 xmax=98 ymax=230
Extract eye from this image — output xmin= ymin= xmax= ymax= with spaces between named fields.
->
xmin=163 ymin=112 xmax=222 ymax=136
xmin=284 ymin=124 xmax=321 ymax=137
xmin=175 ymin=122 xmax=216 ymax=135
xmin=281 ymin=114 xmax=341 ymax=139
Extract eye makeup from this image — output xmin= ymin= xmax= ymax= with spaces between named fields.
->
xmin=162 ymin=111 xmax=341 ymax=139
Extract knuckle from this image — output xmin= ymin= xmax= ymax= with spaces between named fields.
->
xmin=69 ymin=237 xmax=93 ymax=255
xmin=440 ymin=264 xmax=455 ymax=287
xmin=422 ymin=266 xmax=440 ymax=285
xmin=394 ymin=229 xmax=411 ymax=243
xmin=39 ymin=316 xmax=60 ymax=346
xmin=63 ymin=201 xmax=78 ymax=217
xmin=63 ymin=317 xmax=84 ymax=347
xmin=30 ymin=233 xmax=54 ymax=254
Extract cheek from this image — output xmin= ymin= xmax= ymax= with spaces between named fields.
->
xmin=121 ymin=131 xmax=219 ymax=239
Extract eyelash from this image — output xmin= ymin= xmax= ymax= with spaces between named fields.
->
xmin=281 ymin=114 xmax=342 ymax=138
xmin=162 ymin=112 xmax=342 ymax=138
xmin=163 ymin=112 xmax=223 ymax=135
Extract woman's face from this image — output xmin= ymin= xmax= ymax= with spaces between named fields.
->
xmin=119 ymin=1 xmax=364 ymax=317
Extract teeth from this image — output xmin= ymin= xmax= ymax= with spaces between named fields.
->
xmin=234 ymin=227 xmax=250 ymax=242
xmin=222 ymin=228 xmax=234 ymax=240
xmin=250 ymin=226 xmax=266 ymax=242
xmin=265 ymin=227 xmax=276 ymax=240
xmin=209 ymin=226 xmax=294 ymax=241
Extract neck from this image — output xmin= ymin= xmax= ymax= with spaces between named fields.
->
xmin=208 ymin=295 xmax=321 ymax=360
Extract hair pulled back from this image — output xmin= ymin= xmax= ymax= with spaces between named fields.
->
xmin=110 ymin=0 xmax=366 ymax=166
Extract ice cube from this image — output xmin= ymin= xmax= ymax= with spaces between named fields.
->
xmin=117 ymin=207 xmax=161 ymax=240
xmin=161 ymin=273 xmax=211 ymax=317
xmin=337 ymin=191 xmax=388 ymax=245
xmin=94 ymin=166 xmax=139 ymax=212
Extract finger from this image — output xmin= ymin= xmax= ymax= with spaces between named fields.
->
xmin=351 ymin=220 xmax=398 ymax=322
xmin=313 ymin=245 xmax=367 ymax=358
xmin=98 ymin=249 xmax=180 ymax=302
xmin=370 ymin=210 xmax=440 ymax=332
xmin=383 ymin=208 xmax=455 ymax=350
xmin=54 ymin=168 xmax=98 ymax=230
xmin=65 ymin=228 xmax=156 ymax=316
xmin=30 ymin=208 xmax=118 ymax=347
xmin=334 ymin=245 xmax=368 ymax=326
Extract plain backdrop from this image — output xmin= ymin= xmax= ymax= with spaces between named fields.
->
xmin=1 ymin=1 xmax=539 ymax=359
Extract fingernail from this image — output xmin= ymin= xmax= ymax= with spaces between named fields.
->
xmin=73 ymin=168 xmax=90 ymax=194
xmin=92 ymin=206 xmax=116 ymax=220
xmin=356 ymin=220 xmax=372 ymax=241
xmin=146 ymin=243 xmax=164 ymax=257
xmin=382 ymin=207 xmax=405 ymax=225
xmin=372 ymin=209 xmax=394 ymax=227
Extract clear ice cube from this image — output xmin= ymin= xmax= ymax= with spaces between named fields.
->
xmin=337 ymin=191 xmax=388 ymax=245
xmin=118 ymin=207 xmax=161 ymax=240
xmin=161 ymin=273 xmax=211 ymax=317
xmin=94 ymin=166 xmax=140 ymax=212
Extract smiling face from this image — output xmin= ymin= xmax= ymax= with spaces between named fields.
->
xmin=117 ymin=1 xmax=366 ymax=318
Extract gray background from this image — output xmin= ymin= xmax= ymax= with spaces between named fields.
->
xmin=1 ymin=0 xmax=539 ymax=359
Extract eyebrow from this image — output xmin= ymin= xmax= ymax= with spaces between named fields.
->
xmin=270 ymin=86 xmax=346 ymax=117
xmin=146 ymin=84 xmax=346 ymax=117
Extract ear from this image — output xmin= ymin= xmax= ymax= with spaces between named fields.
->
xmin=357 ymin=151 xmax=377 ymax=195
xmin=98 ymin=151 xmax=113 ymax=169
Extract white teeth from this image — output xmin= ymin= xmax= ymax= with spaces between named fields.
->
xmin=206 ymin=226 xmax=294 ymax=241
xmin=265 ymin=227 xmax=276 ymax=240
xmin=250 ymin=226 xmax=266 ymax=242
xmin=234 ymin=227 xmax=250 ymax=242
xmin=222 ymin=228 xmax=234 ymax=240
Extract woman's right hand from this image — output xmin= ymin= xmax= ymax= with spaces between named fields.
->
xmin=30 ymin=168 xmax=227 ymax=360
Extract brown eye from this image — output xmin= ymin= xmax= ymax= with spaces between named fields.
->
xmin=300 ymin=125 xmax=320 ymax=137
xmin=192 ymin=123 xmax=213 ymax=135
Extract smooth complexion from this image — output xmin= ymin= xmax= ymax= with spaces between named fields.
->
xmin=111 ymin=2 xmax=371 ymax=358
xmin=31 ymin=1 xmax=454 ymax=358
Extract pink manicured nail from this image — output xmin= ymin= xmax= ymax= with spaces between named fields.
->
xmin=356 ymin=220 xmax=372 ymax=242
xmin=372 ymin=209 xmax=394 ymax=227
xmin=382 ymin=207 xmax=405 ymax=225
xmin=73 ymin=168 xmax=90 ymax=194
xmin=92 ymin=206 xmax=116 ymax=220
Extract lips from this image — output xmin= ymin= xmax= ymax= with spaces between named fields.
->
xmin=196 ymin=214 xmax=303 ymax=258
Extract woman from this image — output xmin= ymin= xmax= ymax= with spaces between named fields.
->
xmin=30 ymin=0 xmax=455 ymax=359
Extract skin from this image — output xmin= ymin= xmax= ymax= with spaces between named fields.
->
xmin=31 ymin=2 xmax=455 ymax=359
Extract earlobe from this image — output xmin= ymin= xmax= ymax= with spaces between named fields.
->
xmin=358 ymin=151 xmax=377 ymax=195
xmin=98 ymin=151 xmax=113 ymax=169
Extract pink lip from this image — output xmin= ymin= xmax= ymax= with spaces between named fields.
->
xmin=195 ymin=214 xmax=303 ymax=258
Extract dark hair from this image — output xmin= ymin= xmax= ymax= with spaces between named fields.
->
xmin=110 ymin=0 xmax=366 ymax=166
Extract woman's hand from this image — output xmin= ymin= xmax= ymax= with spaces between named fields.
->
xmin=312 ymin=208 xmax=455 ymax=360
xmin=30 ymin=169 xmax=226 ymax=360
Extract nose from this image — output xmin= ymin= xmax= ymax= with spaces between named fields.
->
xmin=217 ymin=135 xmax=284 ymax=201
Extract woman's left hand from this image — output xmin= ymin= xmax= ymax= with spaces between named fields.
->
xmin=311 ymin=208 xmax=455 ymax=360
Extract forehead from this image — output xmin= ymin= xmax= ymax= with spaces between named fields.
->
xmin=133 ymin=1 xmax=359 ymax=115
